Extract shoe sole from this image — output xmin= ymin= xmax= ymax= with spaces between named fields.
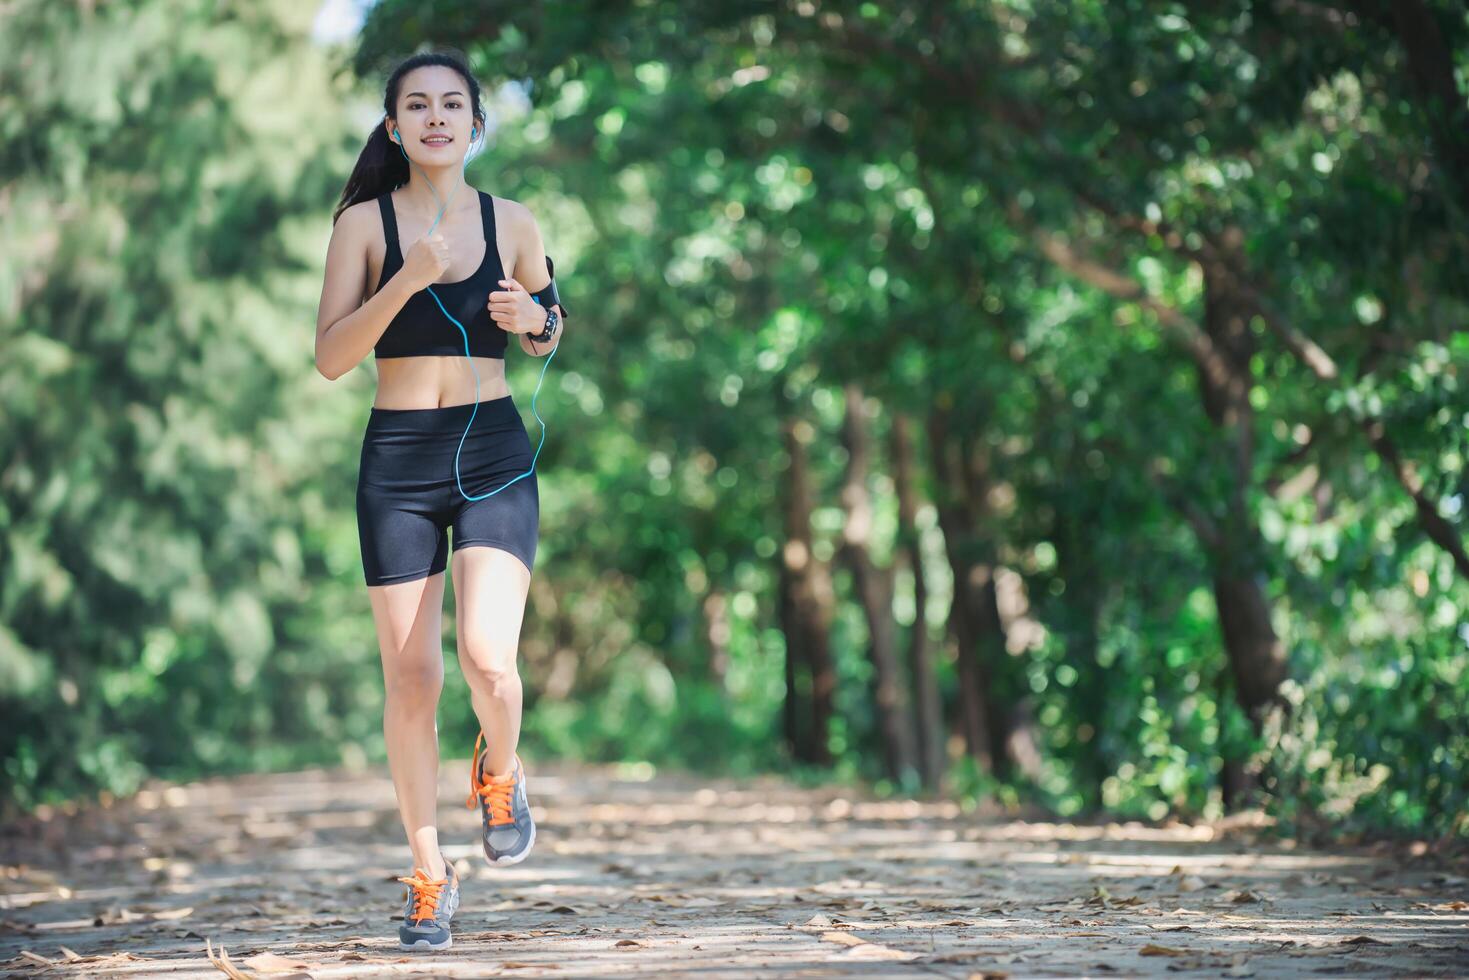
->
xmin=484 ymin=820 xmax=536 ymax=866
xmin=399 ymin=935 xmax=451 ymax=951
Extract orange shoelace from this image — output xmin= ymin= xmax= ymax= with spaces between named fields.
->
xmin=465 ymin=730 xmax=521 ymax=826
xmin=397 ymin=867 xmax=447 ymax=924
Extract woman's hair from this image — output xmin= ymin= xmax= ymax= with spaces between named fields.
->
xmin=332 ymin=50 xmax=487 ymax=225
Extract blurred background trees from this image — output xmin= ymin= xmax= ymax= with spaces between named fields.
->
xmin=3 ymin=0 xmax=1465 ymax=838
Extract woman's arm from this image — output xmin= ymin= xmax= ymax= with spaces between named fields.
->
xmin=314 ymin=202 xmax=418 ymax=380
xmin=509 ymin=203 xmax=567 ymax=358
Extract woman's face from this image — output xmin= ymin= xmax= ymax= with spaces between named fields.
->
xmin=386 ymin=66 xmax=476 ymax=162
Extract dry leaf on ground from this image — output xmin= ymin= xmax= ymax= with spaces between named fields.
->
xmin=1139 ymin=943 xmax=1190 ymax=957
xmin=241 ymin=951 xmax=312 ymax=972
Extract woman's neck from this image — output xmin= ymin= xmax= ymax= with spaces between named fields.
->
xmin=396 ymin=169 xmax=471 ymax=218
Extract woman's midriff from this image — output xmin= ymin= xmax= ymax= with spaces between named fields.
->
xmin=372 ymin=355 xmax=512 ymax=410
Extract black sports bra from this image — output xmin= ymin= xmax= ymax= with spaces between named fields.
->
xmin=372 ymin=189 xmax=508 ymax=359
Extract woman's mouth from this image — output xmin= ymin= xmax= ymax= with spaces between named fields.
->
xmin=422 ymin=135 xmax=453 ymax=145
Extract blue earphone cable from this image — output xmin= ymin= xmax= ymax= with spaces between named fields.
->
xmin=393 ymin=127 xmax=556 ymax=501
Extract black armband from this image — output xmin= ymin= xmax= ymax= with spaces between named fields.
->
xmin=529 ymin=256 xmax=568 ymax=318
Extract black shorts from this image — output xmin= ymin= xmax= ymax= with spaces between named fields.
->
xmin=356 ymin=394 xmax=539 ymax=586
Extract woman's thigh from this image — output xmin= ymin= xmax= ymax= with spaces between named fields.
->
xmin=443 ymin=394 xmax=538 ymax=670
xmin=451 ymin=545 xmax=531 ymax=676
xmin=368 ymin=572 xmax=446 ymax=683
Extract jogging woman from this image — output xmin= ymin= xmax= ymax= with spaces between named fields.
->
xmin=313 ymin=50 xmax=565 ymax=952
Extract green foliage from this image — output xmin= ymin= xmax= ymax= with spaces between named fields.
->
xmin=1 ymin=0 xmax=375 ymax=806
xmin=3 ymin=0 xmax=1465 ymax=844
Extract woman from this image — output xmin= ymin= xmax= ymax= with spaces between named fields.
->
xmin=314 ymin=50 xmax=565 ymax=952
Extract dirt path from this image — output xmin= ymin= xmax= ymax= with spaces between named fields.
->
xmin=2 ymin=760 xmax=1465 ymax=978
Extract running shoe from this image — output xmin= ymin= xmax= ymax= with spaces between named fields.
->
xmin=465 ymin=731 xmax=536 ymax=865
xmin=396 ymin=854 xmax=460 ymax=951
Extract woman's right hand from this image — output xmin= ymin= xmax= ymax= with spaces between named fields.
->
xmin=401 ymin=232 xmax=452 ymax=290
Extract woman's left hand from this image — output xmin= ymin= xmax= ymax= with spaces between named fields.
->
xmin=487 ymin=277 xmax=549 ymax=334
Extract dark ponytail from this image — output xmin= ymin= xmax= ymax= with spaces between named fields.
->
xmin=332 ymin=49 xmax=487 ymax=225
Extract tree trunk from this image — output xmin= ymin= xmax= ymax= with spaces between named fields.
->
xmin=955 ymin=423 xmax=1019 ymax=778
xmin=892 ymin=412 xmax=946 ymax=793
xmin=836 ymin=384 xmax=919 ymax=784
xmin=777 ymin=409 xmax=836 ymax=766
xmin=1198 ymin=240 xmax=1291 ymax=806
xmin=926 ymin=401 xmax=1002 ymax=775
xmin=1050 ymin=495 xmax=1111 ymax=809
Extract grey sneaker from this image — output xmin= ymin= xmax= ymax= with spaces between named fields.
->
xmin=396 ymin=855 xmax=459 ymax=951
xmin=465 ymin=732 xmax=536 ymax=865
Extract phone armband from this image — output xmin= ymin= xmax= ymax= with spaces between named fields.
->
xmin=530 ymin=256 xmax=568 ymax=318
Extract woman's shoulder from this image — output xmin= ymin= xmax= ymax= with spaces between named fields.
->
xmin=482 ymin=191 xmax=536 ymax=223
xmin=486 ymin=196 xmax=549 ymax=249
xmin=336 ymin=196 xmax=384 ymax=232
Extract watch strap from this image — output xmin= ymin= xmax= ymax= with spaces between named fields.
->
xmin=529 ymin=306 xmax=558 ymax=344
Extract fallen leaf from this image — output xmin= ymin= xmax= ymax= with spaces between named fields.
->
xmin=1177 ymin=875 xmax=1207 ymax=892
xmin=821 ymin=930 xmax=868 ymax=947
xmin=838 ymin=942 xmax=918 ymax=961
xmin=1339 ymin=935 xmax=1388 ymax=945
xmin=93 ymin=906 xmax=144 ymax=926
xmin=614 ymin=938 xmax=642 ymax=948
xmin=1218 ymin=889 xmax=1267 ymax=904
xmin=242 ymin=951 xmax=312 ymax=972
xmin=90 ymin=953 xmax=145 ymax=966
xmin=1140 ymin=943 xmax=1190 ymax=957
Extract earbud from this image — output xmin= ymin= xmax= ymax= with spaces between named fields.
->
xmin=392 ymin=127 xmax=400 ymax=142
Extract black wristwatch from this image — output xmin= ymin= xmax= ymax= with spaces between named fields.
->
xmin=528 ymin=305 xmax=559 ymax=344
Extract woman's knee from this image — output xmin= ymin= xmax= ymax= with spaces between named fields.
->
xmin=460 ymin=648 xmax=521 ymax=699
xmin=383 ymin=655 xmax=444 ymax=710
